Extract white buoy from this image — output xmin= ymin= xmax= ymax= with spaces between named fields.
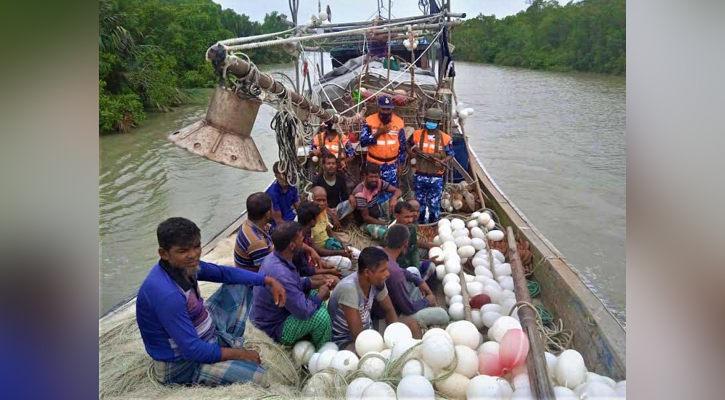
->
xmin=308 ymin=352 xmax=320 ymax=374
xmin=319 ymin=342 xmax=339 ymax=353
xmin=450 ymin=218 xmax=465 ymax=230
xmin=391 ymin=338 xmax=420 ymax=362
xmin=397 ymin=375 xmax=435 ymax=400
xmin=555 ymin=349 xmax=587 ymax=389
xmin=315 ymin=349 xmax=338 ymax=371
xmin=435 ymin=372 xmax=470 ymax=400
xmin=454 ymin=345 xmax=480 ymax=378
xmin=330 ymin=350 xmax=359 ymax=374
xmin=361 ymin=381 xmax=396 ymax=400
xmin=448 ymin=303 xmax=465 ymax=321
xmin=489 ymin=316 xmax=522 ymax=342
xmin=358 ymin=353 xmax=386 ymax=379
xmin=355 ymin=329 xmax=384 ymax=356
xmin=442 ymin=273 xmax=461 ymax=286
xmin=421 ymin=334 xmax=455 ymax=370
xmin=346 ymin=377 xmax=374 ymax=400
xmin=478 ymin=341 xmax=500 ymax=356
xmin=446 ymin=320 xmax=480 ymax=349
xmin=383 ymin=322 xmax=413 ymax=348
xmin=401 ymin=359 xmax=435 ymax=380
xmin=292 ymin=340 xmax=315 ymax=366
xmin=470 ymin=227 xmax=486 ymax=240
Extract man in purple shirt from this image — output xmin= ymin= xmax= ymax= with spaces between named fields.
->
xmin=136 ymin=217 xmax=286 ymax=387
xmin=250 ymin=221 xmax=334 ymax=350
xmin=373 ymin=225 xmax=448 ymax=326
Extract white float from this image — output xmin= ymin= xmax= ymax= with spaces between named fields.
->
xmin=355 ymin=330 xmax=384 ymax=356
xmin=494 ymin=263 xmax=512 ymax=277
xmin=481 ymin=303 xmax=503 ymax=314
xmin=428 ymin=247 xmax=445 ymax=263
xmin=315 ymin=349 xmax=338 ymax=371
xmin=308 ymin=352 xmax=320 ymax=374
xmin=486 ymin=219 xmax=496 ymax=230
xmin=467 ymin=375 xmax=509 ymax=400
xmin=442 ymin=273 xmax=460 ymax=286
xmin=401 ymin=359 xmax=435 ymax=380
xmin=330 ymin=350 xmax=359 ymax=374
xmin=474 ymin=266 xmax=493 ymax=279
xmin=421 ymin=334 xmax=455 ymax=370
xmin=467 ymin=219 xmax=479 ymax=228
xmin=478 ymin=341 xmax=500 ymax=356
xmin=445 ymin=260 xmax=462 ymax=275
xmin=446 ymin=320 xmax=480 ymax=349
xmin=422 ymin=327 xmax=452 ymax=343
xmin=292 ymin=341 xmax=315 ymax=365
xmin=449 ymin=294 xmax=463 ymax=305
xmin=438 ymin=218 xmax=451 ymax=228
xmin=448 ymin=303 xmax=465 ymax=321
xmin=454 ymin=345 xmax=479 ymax=378
xmin=491 ymin=249 xmax=505 ymax=263
xmin=452 ymin=229 xmax=470 ymax=238
xmin=545 ymin=352 xmax=558 ymax=380
xmin=489 ymin=316 xmax=522 ymax=342
xmin=458 ymin=245 xmax=476 ymax=258
xmin=435 ymin=372 xmax=470 ymax=400
xmin=555 ymin=349 xmax=587 ymax=389
xmin=482 ymin=311 xmax=502 ymax=328
xmin=383 ymin=322 xmax=413 ymax=348
xmin=450 ymin=218 xmax=465 ymax=230
xmin=471 ymin=309 xmax=484 ymax=329
xmin=444 ymin=281 xmax=462 ymax=297
xmin=397 ymin=375 xmax=435 ymax=400
xmin=512 ymin=372 xmax=530 ymax=390
xmin=553 ymin=386 xmax=578 ymax=399
xmin=319 ymin=342 xmax=339 ymax=353
xmin=438 ymin=225 xmax=452 ymax=236
xmin=471 ymin=238 xmax=486 ymax=250
xmin=391 ymin=338 xmax=420 ymax=362
xmin=470 ymin=227 xmax=486 ymax=240
xmin=358 ymin=353 xmax=386 ymax=379
xmin=477 ymin=212 xmax=491 ymax=225
xmin=346 ymin=377 xmax=374 ymax=400
xmin=361 ymin=381 xmax=396 ymax=400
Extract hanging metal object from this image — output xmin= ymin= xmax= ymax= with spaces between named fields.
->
xmin=168 ymin=86 xmax=267 ymax=172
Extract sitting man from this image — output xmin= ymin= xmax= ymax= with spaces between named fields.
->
xmin=235 ymin=192 xmax=322 ymax=273
xmin=267 ymin=161 xmax=300 ymax=229
xmin=311 ymin=186 xmax=361 ymax=260
xmin=405 ymin=199 xmax=435 ymax=250
xmin=313 ymin=152 xmax=353 ymax=225
xmin=327 ymin=247 xmax=421 ymax=351
xmin=250 ymin=222 xmax=334 ymax=350
xmin=374 ymin=224 xmax=448 ymax=326
xmin=394 ymin=201 xmax=435 ymax=281
xmin=297 ymin=200 xmax=354 ymax=277
xmin=351 ymin=163 xmax=402 ymax=240
xmin=137 ymin=217 xmax=286 ymax=387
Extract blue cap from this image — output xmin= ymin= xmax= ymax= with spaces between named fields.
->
xmin=377 ymin=95 xmax=394 ymax=109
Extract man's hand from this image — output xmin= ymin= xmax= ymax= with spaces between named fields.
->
xmin=310 ymin=274 xmax=330 ymax=288
xmin=308 ymin=248 xmax=322 ymax=269
xmin=374 ymin=125 xmax=389 ymax=138
xmin=425 ymin=294 xmax=438 ymax=307
xmin=317 ymin=282 xmax=332 ymax=300
xmin=236 ymin=349 xmax=262 ymax=364
xmin=264 ymin=276 xmax=286 ymax=307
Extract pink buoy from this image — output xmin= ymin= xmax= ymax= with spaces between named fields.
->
xmin=478 ymin=351 xmax=504 ymax=377
xmin=498 ymin=329 xmax=529 ymax=373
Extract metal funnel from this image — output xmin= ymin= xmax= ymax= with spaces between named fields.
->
xmin=168 ymin=87 xmax=267 ymax=172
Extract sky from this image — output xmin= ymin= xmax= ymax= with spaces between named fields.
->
xmin=213 ymin=0 xmax=532 ymax=23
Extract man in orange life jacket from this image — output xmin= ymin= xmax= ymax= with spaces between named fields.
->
xmin=359 ymin=95 xmax=407 ymax=202
xmin=310 ymin=118 xmax=354 ymax=166
xmin=406 ymin=108 xmax=454 ymax=223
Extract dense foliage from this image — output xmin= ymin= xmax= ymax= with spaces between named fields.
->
xmin=99 ymin=0 xmax=293 ymax=132
xmin=452 ymin=0 xmax=625 ymax=74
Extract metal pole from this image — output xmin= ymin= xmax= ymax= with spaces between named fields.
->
xmin=386 ymin=0 xmax=392 ymax=82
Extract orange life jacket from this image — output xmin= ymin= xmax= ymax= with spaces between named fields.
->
xmin=313 ymin=132 xmax=349 ymax=159
xmin=411 ymin=129 xmax=451 ymax=175
xmin=364 ymin=113 xmax=405 ymax=165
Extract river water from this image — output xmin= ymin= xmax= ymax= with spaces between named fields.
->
xmin=99 ymin=62 xmax=625 ymax=318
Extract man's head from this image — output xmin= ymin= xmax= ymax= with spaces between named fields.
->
xmin=322 ymin=152 xmax=338 ymax=177
xmin=385 ymin=224 xmax=410 ymax=252
xmin=364 ymin=163 xmax=381 ymax=190
xmin=378 ymin=95 xmax=394 ymax=123
xmin=273 ymin=161 xmax=289 ymax=189
xmin=424 ymin=107 xmax=443 ymax=132
xmin=311 ymin=186 xmax=328 ymax=211
xmin=394 ymin=201 xmax=415 ymax=226
xmin=296 ymin=201 xmax=322 ymax=232
xmin=247 ymin=192 xmax=273 ymax=223
xmin=357 ymin=247 xmax=390 ymax=286
xmin=157 ymin=217 xmax=202 ymax=277
xmin=271 ymin=221 xmax=304 ymax=255
xmin=406 ymin=199 xmax=421 ymax=221
xmin=324 ymin=120 xmax=337 ymax=137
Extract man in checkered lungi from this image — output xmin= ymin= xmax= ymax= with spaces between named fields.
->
xmin=136 ymin=217 xmax=287 ymax=386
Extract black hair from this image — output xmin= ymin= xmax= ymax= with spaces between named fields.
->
xmin=157 ymin=217 xmax=201 ymax=250
xmin=247 ymin=192 xmax=272 ymax=220
xmin=297 ymin=201 xmax=321 ymax=227
xmin=365 ymin=163 xmax=381 ymax=175
xmin=271 ymin=221 xmax=302 ymax=252
xmin=394 ymin=201 xmax=413 ymax=215
xmin=273 ymin=161 xmax=282 ymax=175
xmin=357 ymin=247 xmax=389 ymax=273
xmin=385 ymin=224 xmax=410 ymax=250
xmin=322 ymin=152 xmax=337 ymax=163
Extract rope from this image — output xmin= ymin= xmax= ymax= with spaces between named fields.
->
xmin=507 ymin=301 xmax=573 ymax=354
xmin=527 ymin=279 xmax=541 ymax=297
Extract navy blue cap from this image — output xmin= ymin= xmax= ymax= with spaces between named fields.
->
xmin=377 ymin=95 xmax=394 ymax=109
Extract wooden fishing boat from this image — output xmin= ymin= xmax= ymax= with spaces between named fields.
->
xmin=99 ymin=4 xmax=625 ymax=398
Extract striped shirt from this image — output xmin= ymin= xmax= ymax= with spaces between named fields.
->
xmin=352 ymin=180 xmax=390 ymax=220
xmin=234 ymin=220 xmax=273 ymax=272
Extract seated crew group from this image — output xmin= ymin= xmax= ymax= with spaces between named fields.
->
xmin=135 ymin=102 xmax=457 ymax=387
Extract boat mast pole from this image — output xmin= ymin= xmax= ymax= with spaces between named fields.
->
xmin=290 ymin=0 xmax=300 ymax=93
xmin=507 ymin=226 xmax=556 ymax=399
xmin=386 ymin=0 xmax=392 ymax=81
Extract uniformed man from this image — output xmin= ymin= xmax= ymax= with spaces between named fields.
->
xmin=359 ymin=95 xmax=407 ymax=202
xmin=310 ymin=117 xmax=354 ymax=166
xmin=406 ymin=108 xmax=454 ymax=224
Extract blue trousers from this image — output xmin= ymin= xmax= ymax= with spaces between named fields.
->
xmin=377 ymin=162 xmax=398 ymax=203
xmin=414 ymin=174 xmax=444 ymax=224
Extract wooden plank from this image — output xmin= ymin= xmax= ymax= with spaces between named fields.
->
xmin=508 ymin=227 xmax=555 ymax=399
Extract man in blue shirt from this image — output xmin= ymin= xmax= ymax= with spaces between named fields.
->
xmin=267 ymin=161 xmax=300 ymax=229
xmin=250 ymin=222 xmax=334 ymax=350
xmin=136 ymin=217 xmax=286 ymax=387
